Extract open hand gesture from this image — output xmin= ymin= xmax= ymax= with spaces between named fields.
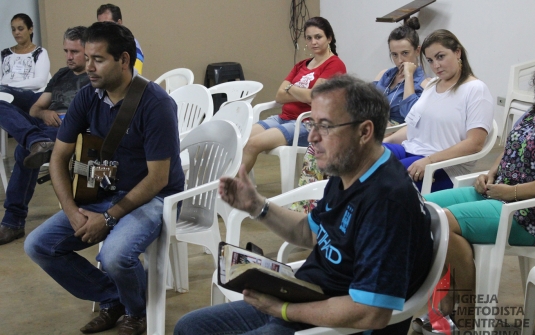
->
xmin=219 ymin=164 xmax=264 ymax=215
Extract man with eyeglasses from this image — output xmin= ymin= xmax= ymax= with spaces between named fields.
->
xmin=174 ymin=74 xmax=433 ymax=335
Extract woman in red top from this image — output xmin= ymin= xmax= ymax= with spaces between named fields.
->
xmin=242 ymin=16 xmax=346 ymax=172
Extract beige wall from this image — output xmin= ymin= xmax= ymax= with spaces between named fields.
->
xmin=38 ymin=0 xmax=319 ymax=104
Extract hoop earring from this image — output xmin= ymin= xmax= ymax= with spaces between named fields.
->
xmin=458 ymin=58 xmax=462 ymax=69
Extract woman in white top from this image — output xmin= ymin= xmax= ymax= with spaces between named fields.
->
xmin=0 ymin=13 xmax=50 ymax=112
xmin=384 ymin=29 xmax=493 ymax=192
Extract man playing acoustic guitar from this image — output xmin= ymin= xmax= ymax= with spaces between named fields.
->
xmin=0 ymin=26 xmax=89 ymax=245
xmin=25 ymin=22 xmax=184 ymax=335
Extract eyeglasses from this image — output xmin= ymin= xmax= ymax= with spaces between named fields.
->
xmin=303 ymin=119 xmax=365 ymax=136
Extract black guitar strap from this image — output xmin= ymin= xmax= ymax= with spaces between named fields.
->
xmin=100 ymin=75 xmax=150 ymax=161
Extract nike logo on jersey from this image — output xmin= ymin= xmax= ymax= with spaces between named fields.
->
xmin=325 ymin=203 xmax=332 ymax=211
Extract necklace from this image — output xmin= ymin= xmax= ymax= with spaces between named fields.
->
xmin=13 ymin=43 xmax=35 ymax=54
xmin=384 ymin=72 xmax=404 ymax=105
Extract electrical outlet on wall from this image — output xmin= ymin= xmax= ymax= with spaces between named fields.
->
xmin=497 ymin=96 xmax=506 ymax=106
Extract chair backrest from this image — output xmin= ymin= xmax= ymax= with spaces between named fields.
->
xmin=154 ymin=68 xmax=194 ymax=94
xmin=210 ymin=101 xmax=253 ymax=147
xmin=388 ymin=201 xmax=449 ymax=324
xmin=500 ymin=60 xmax=535 ymax=142
xmin=170 ymin=84 xmax=214 ymax=138
xmin=179 ymin=120 xmax=242 ymax=227
xmin=208 ymin=81 xmax=263 ymax=110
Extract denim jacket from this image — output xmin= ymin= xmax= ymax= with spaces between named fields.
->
xmin=374 ymin=66 xmax=427 ymax=124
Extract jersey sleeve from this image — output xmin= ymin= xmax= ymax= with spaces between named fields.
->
xmin=348 ymin=199 xmax=421 ymax=311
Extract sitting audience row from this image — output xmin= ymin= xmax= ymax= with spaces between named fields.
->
xmin=0 ymin=8 xmax=528 ymax=335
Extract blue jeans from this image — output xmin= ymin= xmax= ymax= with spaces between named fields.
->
xmin=0 ymin=85 xmax=42 ymax=113
xmin=174 ymin=301 xmax=409 ymax=335
xmin=257 ymin=115 xmax=309 ymax=147
xmin=174 ymin=300 xmax=312 ymax=335
xmin=24 ymin=193 xmax=164 ymax=316
xmin=0 ymin=101 xmax=58 ymax=229
xmin=383 ymin=143 xmax=453 ymax=192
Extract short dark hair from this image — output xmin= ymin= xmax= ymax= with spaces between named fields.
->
xmin=96 ymin=3 xmax=122 ymax=22
xmin=311 ymin=75 xmax=390 ymax=143
xmin=304 ymin=16 xmax=338 ymax=56
xmin=83 ymin=22 xmax=136 ymax=71
xmin=63 ymin=26 xmax=87 ymax=42
xmin=11 ymin=13 xmax=33 ymax=42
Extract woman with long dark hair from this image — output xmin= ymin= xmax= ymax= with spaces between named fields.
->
xmin=242 ymin=16 xmax=346 ymax=172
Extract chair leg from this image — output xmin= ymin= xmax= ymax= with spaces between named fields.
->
xmin=169 ymin=240 xmax=189 ymax=293
xmin=92 ymin=242 xmax=104 ymax=312
xmin=518 ymin=257 xmax=535 ymax=294
xmin=146 ymin=237 xmax=167 ymax=335
xmin=474 ymin=246 xmax=504 ymax=333
xmin=522 ymin=267 xmax=535 ymax=335
xmin=211 ymin=271 xmax=226 ymax=306
xmin=279 ymin=151 xmax=297 ymax=194
xmin=0 ymin=157 xmax=7 ymax=192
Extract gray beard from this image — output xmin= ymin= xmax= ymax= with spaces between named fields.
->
xmin=319 ymin=144 xmax=360 ymax=177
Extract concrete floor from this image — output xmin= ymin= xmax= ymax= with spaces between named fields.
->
xmin=0 ymin=138 xmax=528 ymax=334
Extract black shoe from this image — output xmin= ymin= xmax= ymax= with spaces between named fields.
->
xmin=23 ymin=141 xmax=54 ymax=169
xmin=80 ymin=304 xmax=125 ymax=334
xmin=0 ymin=224 xmax=25 ymax=245
xmin=118 ymin=315 xmax=146 ymax=335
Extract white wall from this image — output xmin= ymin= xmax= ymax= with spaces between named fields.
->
xmin=321 ymin=0 xmax=535 ymax=134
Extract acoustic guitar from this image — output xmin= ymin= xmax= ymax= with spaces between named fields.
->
xmin=70 ymin=133 xmax=118 ymax=204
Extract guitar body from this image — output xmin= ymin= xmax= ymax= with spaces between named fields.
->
xmin=72 ymin=133 xmax=104 ymax=204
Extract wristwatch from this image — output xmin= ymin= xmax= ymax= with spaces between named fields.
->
xmin=284 ymin=83 xmax=293 ymax=93
xmin=103 ymin=210 xmax=119 ymax=228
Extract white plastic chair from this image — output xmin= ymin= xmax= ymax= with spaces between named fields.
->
xmin=500 ymin=60 xmax=535 ymax=144
xmin=452 ymin=172 xmax=535 ymax=333
xmin=211 ymin=179 xmax=329 ymax=305
xmin=166 ymin=120 xmax=242 ymax=295
xmin=252 ymin=101 xmax=310 ymax=193
xmin=170 ymin=84 xmax=214 ymax=140
xmin=522 ymin=267 xmax=535 ymax=335
xmin=212 ymin=197 xmax=449 ymax=335
xmin=209 ymin=101 xmax=254 ymax=226
xmin=208 ymin=80 xmax=263 ymax=112
xmin=384 ymin=122 xmax=406 ymax=136
xmin=0 ymin=92 xmax=15 ymax=192
xmin=420 ymin=120 xmax=498 ymax=195
xmin=154 ymin=68 xmax=194 ymax=94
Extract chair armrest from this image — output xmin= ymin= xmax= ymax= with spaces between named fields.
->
xmin=384 ymin=123 xmax=406 ymax=136
xmin=421 ymin=153 xmax=491 ymax=195
xmin=252 ymin=101 xmax=282 ymax=123
xmin=162 ymin=180 xmax=220 ymax=231
xmin=452 ymin=171 xmax=489 ymax=188
xmin=500 ymin=198 xmax=535 ymax=249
